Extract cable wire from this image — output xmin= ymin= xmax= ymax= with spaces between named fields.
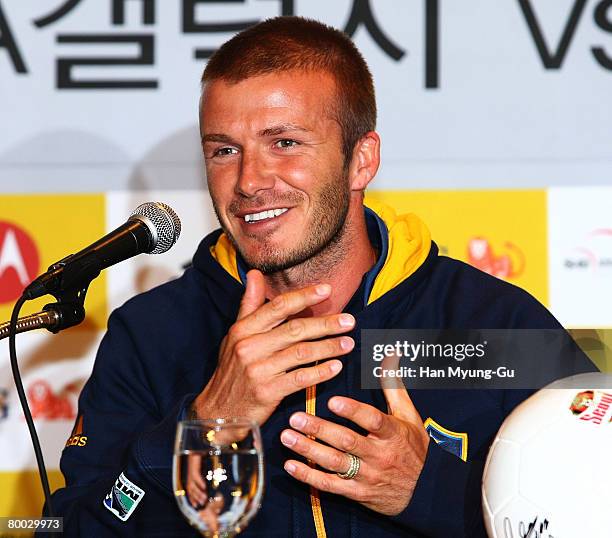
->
xmin=9 ymin=294 xmax=55 ymax=518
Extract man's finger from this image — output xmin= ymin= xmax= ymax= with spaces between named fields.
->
xmin=254 ymin=336 xmax=354 ymax=377
xmin=280 ymin=429 xmax=355 ymax=475
xmin=244 ymin=314 xmax=354 ymax=364
xmin=237 ymin=269 xmax=266 ymax=320
xmin=273 ymin=361 xmax=344 ymax=399
xmin=283 ymin=460 xmax=365 ymax=499
xmin=327 ymin=396 xmax=397 ymax=439
xmin=287 ymin=412 xmax=369 ymax=457
xmin=235 ymin=283 xmax=332 ymax=336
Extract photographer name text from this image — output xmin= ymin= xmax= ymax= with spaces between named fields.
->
xmin=373 ymin=365 xmax=515 ymax=380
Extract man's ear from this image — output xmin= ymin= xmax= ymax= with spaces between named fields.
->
xmin=347 ymin=131 xmax=381 ymax=191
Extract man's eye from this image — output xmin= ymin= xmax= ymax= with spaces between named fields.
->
xmin=213 ymin=147 xmax=238 ymax=157
xmin=274 ymin=139 xmax=299 ymax=149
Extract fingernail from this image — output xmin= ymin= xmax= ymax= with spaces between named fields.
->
xmin=330 ymin=360 xmax=343 ymax=373
xmin=316 ymin=284 xmax=331 ymax=296
xmin=341 ymin=337 xmax=354 ymax=350
xmin=284 ymin=462 xmax=297 ymax=474
xmin=339 ymin=314 xmax=355 ymax=327
xmin=329 ymin=398 xmax=343 ymax=412
xmin=280 ymin=430 xmax=297 ymax=447
xmin=290 ymin=413 xmax=307 ymax=429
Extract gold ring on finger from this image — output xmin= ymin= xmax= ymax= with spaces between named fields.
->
xmin=337 ymin=453 xmax=360 ymax=480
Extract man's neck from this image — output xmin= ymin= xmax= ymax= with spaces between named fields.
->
xmin=263 ymin=203 xmax=377 ymax=316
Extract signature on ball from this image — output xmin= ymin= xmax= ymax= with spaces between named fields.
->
xmin=503 ymin=516 xmax=554 ymax=538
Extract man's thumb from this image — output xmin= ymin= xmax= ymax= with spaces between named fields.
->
xmin=237 ymin=269 xmax=266 ymax=319
xmin=380 ymin=354 xmax=422 ymax=424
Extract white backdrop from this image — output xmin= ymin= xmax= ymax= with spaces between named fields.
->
xmin=2 ymin=0 xmax=612 ymax=192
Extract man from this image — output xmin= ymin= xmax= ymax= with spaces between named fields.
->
xmin=48 ymin=16 xmax=594 ymax=537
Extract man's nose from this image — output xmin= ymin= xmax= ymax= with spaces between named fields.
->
xmin=235 ymin=150 xmax=275 ymax=197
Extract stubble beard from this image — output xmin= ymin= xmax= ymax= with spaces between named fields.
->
xmin=211 ymin=172 xmax=351 ymax=277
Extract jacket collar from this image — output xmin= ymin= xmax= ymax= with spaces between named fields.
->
xmin=200 ymin=201 xmax=433 ymax=308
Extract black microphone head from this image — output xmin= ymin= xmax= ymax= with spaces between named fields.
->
xmin=129 ymin=202 xmax=181 ymax=254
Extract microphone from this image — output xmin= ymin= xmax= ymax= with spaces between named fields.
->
xmin=23 ymin=202 xmax=181 ymax=300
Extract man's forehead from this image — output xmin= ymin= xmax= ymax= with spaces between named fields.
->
xmin=202 ymin=69 xmax=337 ymax=107
xmin=200 ymin=70 xmax=339 ymax=134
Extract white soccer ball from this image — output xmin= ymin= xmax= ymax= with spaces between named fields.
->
xmin=482 ymin=373 xmax=612 ymax=537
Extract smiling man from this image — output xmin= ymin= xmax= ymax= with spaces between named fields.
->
xmin=201 ymin=70 xmax=363 ymax=280
xmin=47 ymin=16 xmax=595 ymax=538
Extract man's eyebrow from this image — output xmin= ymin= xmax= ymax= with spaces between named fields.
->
xmin=258 ymin=123 xmax=310 ymax=137
xmin=201 ymin=133 xmax=236 ymax=144
xmin=201 ymin=124 xmax=310 ymax=143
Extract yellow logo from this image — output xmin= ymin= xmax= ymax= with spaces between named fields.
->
xmin=65 ymin=414 xmax=88 ymax=447
xmin=65 ymin=435 xmax=88 ymax=447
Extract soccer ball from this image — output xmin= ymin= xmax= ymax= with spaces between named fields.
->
xmin=482 ymin=373 xmax=612 ymax=537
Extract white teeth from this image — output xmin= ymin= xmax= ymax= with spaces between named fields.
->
xmin=244 ymin=208 xmax=288 ymax=223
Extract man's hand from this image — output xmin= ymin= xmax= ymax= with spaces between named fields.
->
xmin=191 ymin=269 xmax=356 ymax=425
xmin=280 ymin=384 xmax=430 ymax=516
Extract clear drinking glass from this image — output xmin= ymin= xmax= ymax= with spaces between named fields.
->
xmin=173 ymin=418 xmax=264 ymax=537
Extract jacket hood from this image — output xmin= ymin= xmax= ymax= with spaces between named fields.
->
xmin=362 ymin=199 xmax=431 ymax=303
xmin=192 ymin=200 xmax=432 ymax=306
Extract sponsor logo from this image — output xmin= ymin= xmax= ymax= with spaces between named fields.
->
xmin=27 ymin=380 xmax=79 ymax=420
xmin=0 ymin=194 xmax=107 ymax=326
xmin=0 ymin=388 xmax=8 ymax=419
xmin=563 ymin=229 xmax=612 ymax=271
xmin=65 ymin=415 xmax=87 ymax=447
xmin=467 ymin=237 xmax=525 ymax=279
xmin=423 ymin=418 xmax=468 ymax=461
xmin=570 ymin=390 xmax=612 ymax=425
xmin=103 ymin=473 xmax=145 ymax=522
xmin=570 ymin=390 xmax=595 ymax=415
xmin=0 ymin=221 xmax=40 ymax=304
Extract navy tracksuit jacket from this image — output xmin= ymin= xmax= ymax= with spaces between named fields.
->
xmin=43 ymin=206 xmax=595 ymax=537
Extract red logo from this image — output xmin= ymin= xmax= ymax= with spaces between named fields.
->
xmin=467 ymin=237 xmax=525 ymax=279
xmin=0 ymin=221 xmax=40 ymax=304
xmin=571 ymin=390 xmax=612 ymax=425
xmin=27 ymin=380 xmax=78 ymax=420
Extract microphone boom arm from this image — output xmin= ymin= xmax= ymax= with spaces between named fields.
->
xmin=0 ymin=309 xmax=60 ymax=341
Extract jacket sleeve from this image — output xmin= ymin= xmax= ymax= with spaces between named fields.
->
xmin=39 ymin=311 xmax=198 ymax=537
xmin=389 ymin=438 xmax=487 ymax=536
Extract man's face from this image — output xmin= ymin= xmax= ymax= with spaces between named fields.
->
xmin=200 ymin=70 xmax=351 ymax=273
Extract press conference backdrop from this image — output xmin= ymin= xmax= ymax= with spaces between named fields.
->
xmin=1 ymin=0 xmax=612 ymax=521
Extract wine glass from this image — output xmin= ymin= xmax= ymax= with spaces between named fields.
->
xmin=173 ymin=418 xmax=264 ymax=537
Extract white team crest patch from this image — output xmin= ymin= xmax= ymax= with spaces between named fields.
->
xmin=103 ymin=472 xmax=145 ymax=521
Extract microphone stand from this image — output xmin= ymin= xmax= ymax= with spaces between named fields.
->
xmin=1 ymin=292 xmax=88 ymax=341
xmin=5 ymin=283 xmax=91 ymax=524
